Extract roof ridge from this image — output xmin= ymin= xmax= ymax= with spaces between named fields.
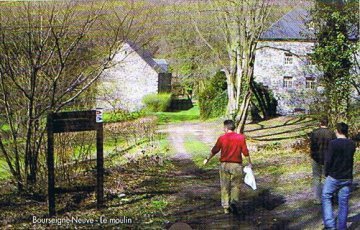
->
xmin=260 ymin=7 xmax=358 ymax=41
xmin=124 ymin=41 xmax=165 ymax=73
xmin=265 ymin=7 xmax=299 ymax=33
xmin=260 ymin=8 xmax=312 ymax=40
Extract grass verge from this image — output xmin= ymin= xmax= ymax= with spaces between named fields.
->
xmin=182 ymin=135 xmax=218 ymax=168
xmin=154 ymin=104 xmax=200 ymax=124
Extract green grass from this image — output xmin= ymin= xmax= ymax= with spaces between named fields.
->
xmin=355 ymin=150 xmax=360 ymax=162
xmin=157 ymin=136 xmax=172 ymax=156
xmin=182 ymin=135 xmax=218 ymax=168
xmin=0 ymin=124 xmax=10 ymax=132
xmin=0 ymin=159 xmax=10 ymax=180
xmin=106 ymin=134 xmax=171 ymax=167
xmin=251 ymin=148 xmax=313 ymax=194
xmin=245 ymin=116 xmax=317 ymax=146
xmin=150 ymin=199 xmax=168 ymax=213
xmin=154 ymin=104 xmax=200 ymax=124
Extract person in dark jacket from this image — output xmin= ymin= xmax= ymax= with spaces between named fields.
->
xmin=310 ymin=118 xmax=336 ymax=204
xmin=322 ymin=123 xmax=356 ymax=230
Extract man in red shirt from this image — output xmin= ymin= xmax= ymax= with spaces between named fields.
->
xmin=204 ymin=120 xmax=252 ymax=214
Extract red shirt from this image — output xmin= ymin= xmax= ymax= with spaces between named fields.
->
xmin=211 ymin=132 xmax=249 ymax=163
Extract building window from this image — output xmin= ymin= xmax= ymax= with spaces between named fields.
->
xmin=283 ymin=76 xmax=293 ymax=88
xmin=284 ymin=53 xmax=293 ymax=65
xmin=306 ymin=78 xmax=316 ymax=89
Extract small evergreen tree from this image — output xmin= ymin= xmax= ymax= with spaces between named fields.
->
xmin=198 ymin=71 xmax=228 ymax=119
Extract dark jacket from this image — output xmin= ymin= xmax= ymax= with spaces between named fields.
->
xmin=310 ymin=127 xmax=336 ymax=165
xmin=324 ymin=138 xmax=356 ymax=179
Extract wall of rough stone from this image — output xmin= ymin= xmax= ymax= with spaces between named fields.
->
xmin=254 ymin=41 xmax=322 ymax=115
xmin=96 ymin=43 xmax=159 ymax=112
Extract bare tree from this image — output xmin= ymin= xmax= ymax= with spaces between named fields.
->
xmin=0 ymin=0 xmax=139 ymax=191
xmin=192 ymin=0 xmax=272 ymax=132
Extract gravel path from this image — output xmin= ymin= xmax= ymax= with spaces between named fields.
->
xmin=158 ymin=121 xmax=219 ymax=159
xmin=158 ymin=122 xmax=291 ymax=229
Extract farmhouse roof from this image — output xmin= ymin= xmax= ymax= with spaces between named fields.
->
xmin=125 ymin=41 xmax=168 ymax=73
xmin=260 ymin=8 xmax=359 ymax=41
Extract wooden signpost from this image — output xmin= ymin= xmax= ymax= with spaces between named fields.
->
xmin=47 ymin=110 xmax=104 ymax=216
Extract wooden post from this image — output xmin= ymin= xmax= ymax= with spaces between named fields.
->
xmin=46 ymin=110 xmax=105 ymax=215
xmin=47 ymin=113 xmax=56 ymax=216
xmin=96 ymin=123 xmax=104 ymax=208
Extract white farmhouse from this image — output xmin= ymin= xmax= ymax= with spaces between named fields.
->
xmin=254 ymin=8 xmax=358 ymax=115
xmin=96 ymin=41 xmax=171 ymax=112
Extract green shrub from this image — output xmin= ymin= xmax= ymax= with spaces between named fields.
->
xmin=103 ymin=109 xmax=145 ymax=123
xmin=199 ymin=71 xmax=228 ymax=119
xmin=348 ymin=100 xmax=360 ymax=138
xmin=142 ymin=93 xmax=172 ymax=112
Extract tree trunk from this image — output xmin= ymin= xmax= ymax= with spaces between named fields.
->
xmin=0 ymin=138 xmax=23 ymax=191
xmin=226 ymin=71 xmax=237 ymax=116
xmin=235 ymin=90 xmax=252 ymax=133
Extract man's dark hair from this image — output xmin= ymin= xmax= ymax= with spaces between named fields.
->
xmin=336 ymin=122 xmax=349 ymax=136
xmin=224 ymin=120 xmax=236 ymax=131
xmin=320 ymin=117 xmax=329 ymax=126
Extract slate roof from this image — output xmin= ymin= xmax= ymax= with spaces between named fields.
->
xmin=260 ymin=8 xmax=359 ymax=41
xmin=125 ymin=41 xmax=168 ymax=73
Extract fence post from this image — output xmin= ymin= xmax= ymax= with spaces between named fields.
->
xmin=47 ymin=113 xmax=56 ymax=216
xmin=96 ymin=123 xmax=104 ymax=208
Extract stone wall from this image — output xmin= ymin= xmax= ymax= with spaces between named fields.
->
xmin=254 ymin=41 xmax=322 ymax=115
xmin=96 ymin=43 xmax=159 ymax=112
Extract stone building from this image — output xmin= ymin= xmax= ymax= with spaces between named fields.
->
xmin=254 ymin=8 xmax=358 ymax=115
xmin=96 ymin=41 xmax=171 ymax=112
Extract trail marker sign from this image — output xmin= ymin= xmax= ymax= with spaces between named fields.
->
xmin=47 ymin=110 xmax=104 ymax=216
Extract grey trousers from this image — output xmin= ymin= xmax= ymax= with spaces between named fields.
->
xmin=312 ymin=159 xmax=324 ymax=201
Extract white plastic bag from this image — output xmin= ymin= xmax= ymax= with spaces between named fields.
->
xmin=243 ymin=165 xmax=257 ymax=190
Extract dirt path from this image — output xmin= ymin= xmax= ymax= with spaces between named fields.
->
xmin=158 ymin=122 xmax=291 ymax=229
xmin=158 ymin=122 xmax=218 ymax=159
xmin=158 ymin=121 xmax=360 ymax=230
